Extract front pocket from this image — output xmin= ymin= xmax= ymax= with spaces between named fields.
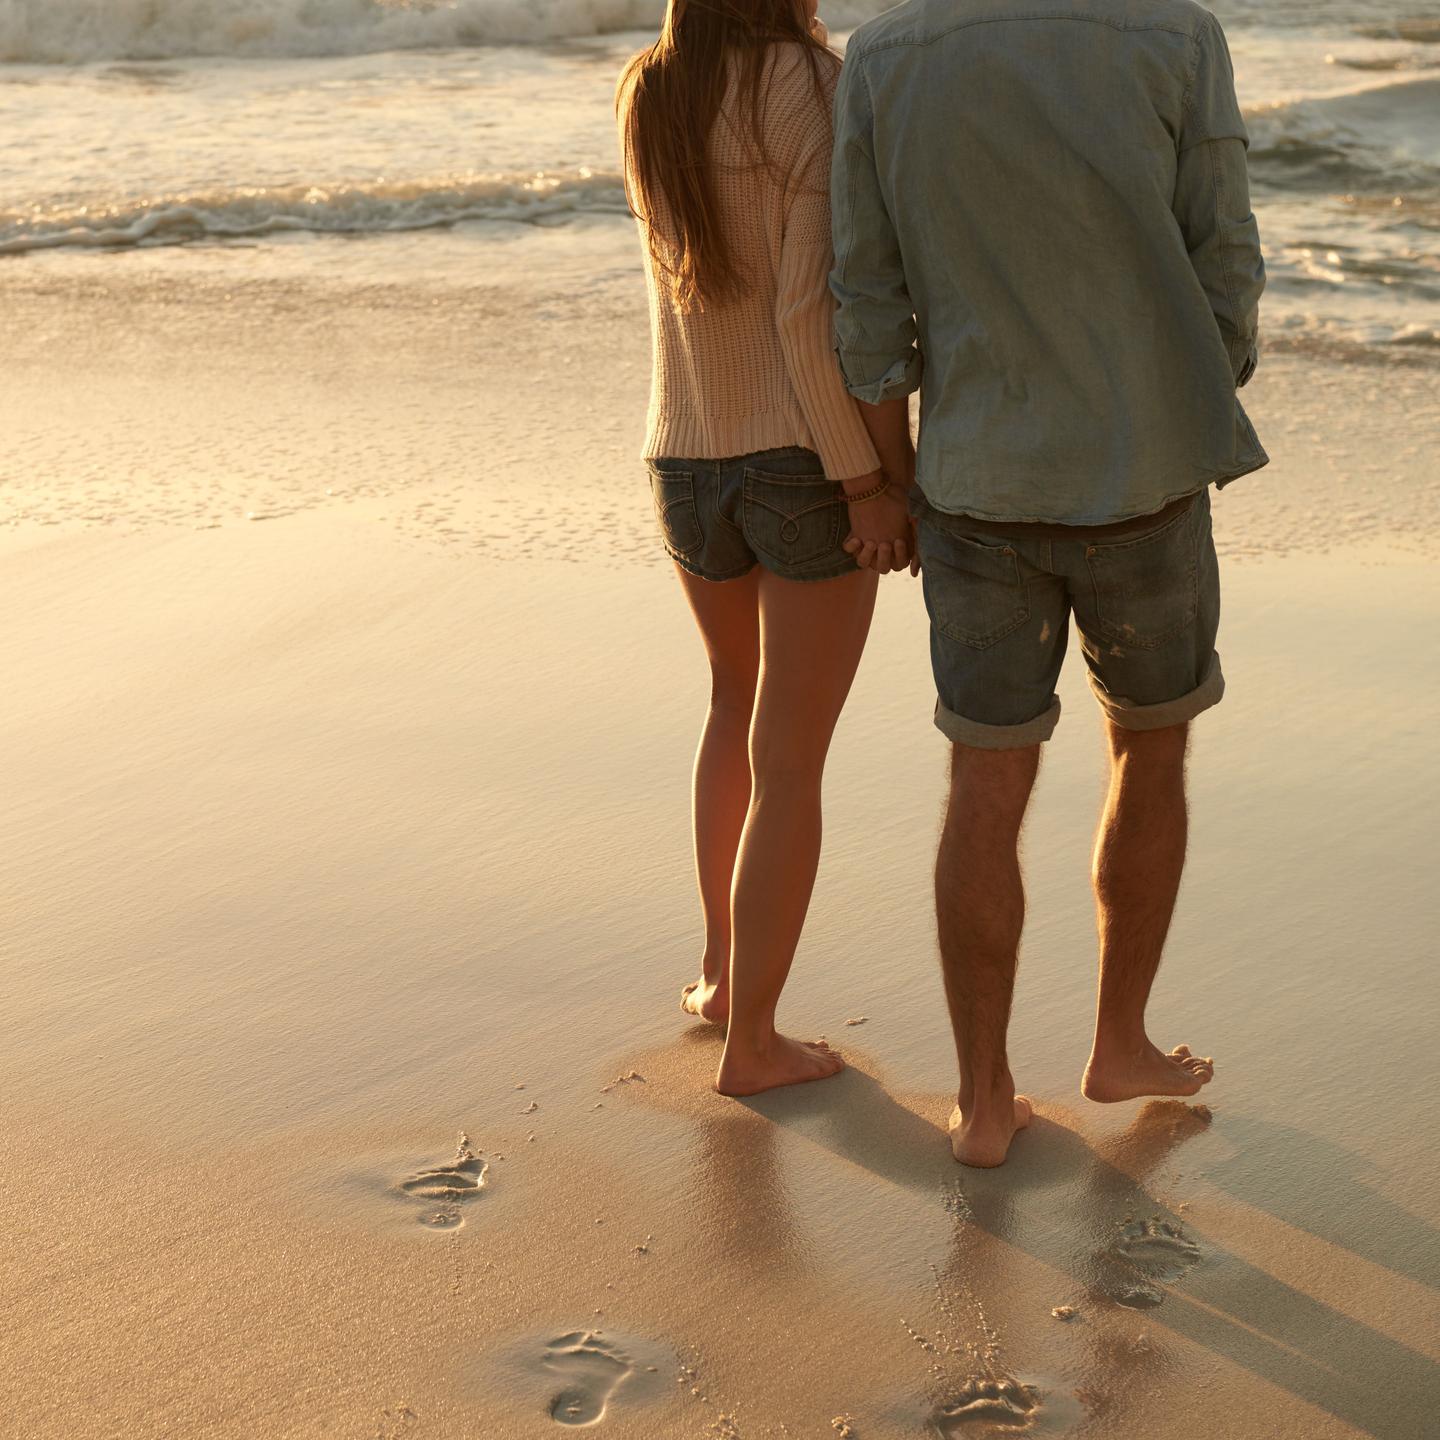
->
xmin=742 ymin=468 xmax=842 ymax=568
xmin=1085 ymin=505 xmax=1198 ymax=650
xmin=647 ymin=468 xmax=703 ymax=557
xmin=918 ymin=526 xmax=1028 ymax=649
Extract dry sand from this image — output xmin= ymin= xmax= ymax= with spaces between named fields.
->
xmin=2 ymin=243 xmax=1438 ymax=1438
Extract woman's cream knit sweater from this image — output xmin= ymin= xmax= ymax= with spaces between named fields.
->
xmin=622 ymin=45 xmax=880 ymax=483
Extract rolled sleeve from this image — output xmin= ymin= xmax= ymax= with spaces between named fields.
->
xmin=1175 ymin=14 xmax=1265 ymax=386
xmin=829 ymin=52 xmax=922 ymax=405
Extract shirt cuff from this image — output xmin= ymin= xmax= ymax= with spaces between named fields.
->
xmin=838 ymin=347 xmax=923 ymax=405
xmin=1233 ymin=338 xmax=1258 ymax=388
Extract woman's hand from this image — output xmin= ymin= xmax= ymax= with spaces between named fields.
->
xmin=842 ymin=476 xmax=919 ymax=576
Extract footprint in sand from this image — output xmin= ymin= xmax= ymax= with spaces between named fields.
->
xmin=1114 ymin=1218 xmax=1201 ymax=1281
xmin=929 ymin=1377 xmax=1043 ymax=1434
xmin=542 ymin=1332 xmax=632 ymax=1426
xmin=1106 ymin=1217 xmax=1200 ymax=1306
xmin=396 ymin=1133 xmax=488 ymax=1229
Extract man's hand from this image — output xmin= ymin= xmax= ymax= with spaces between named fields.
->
xmin=843 ymin=397 xmax=919 ymax=574
xmin=843 ymin=482 xmax=919 ymax=576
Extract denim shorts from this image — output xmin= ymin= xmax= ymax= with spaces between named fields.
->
xmin=647 ymin=447 xmax=857 ymax=582
xmin=914 ymin=488 xmax=1224 ymax=748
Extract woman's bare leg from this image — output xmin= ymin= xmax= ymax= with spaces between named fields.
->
xmin=716 ymin=566 xmax=878 ymax=1096
xmin=672 ymin=564 xmax=761 ymax=1023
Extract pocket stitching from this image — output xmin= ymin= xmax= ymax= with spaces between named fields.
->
xmin=1085 ymin=507 xmax=1199 ymax=650
xmin=922 ymin=530 xmax=1029 ymax=650
xmin=648 ymin=468 xmax=703 ymax=557
xmin=741 ymin=468 xmax=842 ymax=567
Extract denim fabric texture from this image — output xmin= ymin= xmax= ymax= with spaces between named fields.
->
xmin=831 ymin=0 xmax=1268 ymax=524
xmin=647 ymin=447 xmax=858 ymax=582
xmin=914 ymin=488 xmax=1225 ymax=747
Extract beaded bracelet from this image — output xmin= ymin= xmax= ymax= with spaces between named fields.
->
xmin=842 ymin=476 xmax=892 ymax=504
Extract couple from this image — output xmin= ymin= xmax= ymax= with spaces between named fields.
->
xmin=617 ymin=0 xmax=1265 ymax=1166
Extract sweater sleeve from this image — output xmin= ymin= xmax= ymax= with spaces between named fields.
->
xmin=773 ymin=105 xmax=881 ymax=483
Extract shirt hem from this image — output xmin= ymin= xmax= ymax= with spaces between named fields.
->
xmin=916 ymin=453 xmax=1268 ymax=528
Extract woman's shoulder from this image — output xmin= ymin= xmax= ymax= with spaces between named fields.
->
xmin=766 ymin=39 xmax=841 ymax=94
xmin=758 ymin=42 xmax=841 ymax=143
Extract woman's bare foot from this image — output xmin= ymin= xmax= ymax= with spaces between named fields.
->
xmin=949 ymin=1093 xmax=1032 ymax=1168
xmin=1082 ymin=1041 xmax=1214 ymax=1103
xmin=680 ymin=978 xmax=729 ymax=1025
xmin=714 ymin=1033 xmax=844 ymax=1097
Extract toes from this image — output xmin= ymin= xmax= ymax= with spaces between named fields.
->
xmin=1171 ymin=1045 xmax=1192 ymax=1058
xmin=1014 ymin=1095 xmax=1033 ymax=1129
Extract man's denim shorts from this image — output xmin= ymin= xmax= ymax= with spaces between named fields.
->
xmin=647 ymin=447 xmax=857 ymax=582
xmin=913 ymin=488 xmax=1224 ymax=748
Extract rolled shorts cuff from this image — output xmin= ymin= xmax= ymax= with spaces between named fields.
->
xmin=933 ymin=695 xmax=1062 ymax=750
xmin=1092 ymin=653 xmax=1225 ymax=731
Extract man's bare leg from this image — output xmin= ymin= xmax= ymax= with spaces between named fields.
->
xmin=1082 ymin=721 xmax=1216 ymax=1102
xmin=938 ymin=743 xmax=1038 ymax=1166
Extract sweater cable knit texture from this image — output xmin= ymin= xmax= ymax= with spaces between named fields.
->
xmin=623 ymin=45 xmax=880 ymax=482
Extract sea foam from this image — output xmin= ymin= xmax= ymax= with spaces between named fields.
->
xmin=0 ymin=170 xmax=628 ymax=254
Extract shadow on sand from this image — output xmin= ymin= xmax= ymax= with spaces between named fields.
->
xmin=729 ymin=1065 xmax=1440 ymax=1440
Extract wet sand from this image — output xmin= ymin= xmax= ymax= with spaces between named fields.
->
xmin=2 ymin=253 xmax=1439 ymax=1436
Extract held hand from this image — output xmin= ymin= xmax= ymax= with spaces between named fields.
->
xmin=842 ymin=481 xmax=916 ymax=576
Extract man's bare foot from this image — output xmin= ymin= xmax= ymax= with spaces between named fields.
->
xmin=680 ymin=978 xmax=728 ymax=1025
xmin=1082 ymin=1041 xmax=1214 ymax=1103
xmin=949 ymin=1093 xmax=1033 ymax=1168
xmin=714 ymin=1033 xmax=844 ymax=1097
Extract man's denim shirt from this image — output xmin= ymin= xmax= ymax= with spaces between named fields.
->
xmin=830 ymin=0 xmax=1267 ymax=524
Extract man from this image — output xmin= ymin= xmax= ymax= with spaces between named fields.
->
xmin=831 ymin=0 xmax=1265 ymax=1166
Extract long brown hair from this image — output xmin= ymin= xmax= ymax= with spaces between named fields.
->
xmin=617 ymin=1 xmax=836 ymax=312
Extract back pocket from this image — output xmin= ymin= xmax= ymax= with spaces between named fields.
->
xmin=742 ymin=468 xmax=842 ymax=569
xmin=919 ymin=525 xmax=1028 ymax=649
xmin=647 ymin=467 xmax=702 ymax=557
xmin=1084 ymin=504 xmax=1198 ymax=650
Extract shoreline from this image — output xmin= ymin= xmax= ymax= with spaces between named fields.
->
xmin=2 ymin=229 xmax=1438 ymax=561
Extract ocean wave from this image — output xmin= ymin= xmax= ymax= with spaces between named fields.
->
xmin=1353 ymin=18 xmax=1440 ymax=44
xmin=1246 ymin=75 xmax=1440 ymax=190
xmin=0 ymin=0 xmax=889 ymax=63
xmin=0 ymin=171 xmax=628 ymax=254
xmin=1330 ymin=53 xmax=1440 ymax=72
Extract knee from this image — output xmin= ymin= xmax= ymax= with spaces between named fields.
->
xmin=1107 ymin=721 xmax=1189 ymax=767
xmin=945 ymin=742 xmax=1040 ymax=838
xmin=748 ymin=731 xmax=825 ymax=794
xmin=708 ymin=671 xmax=757 ymax=725
xmin=949 ymin=742 xmax=1040 ymax=803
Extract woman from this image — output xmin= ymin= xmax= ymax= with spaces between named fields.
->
xmin=617 ymin=0 xmax=913 ymax=1095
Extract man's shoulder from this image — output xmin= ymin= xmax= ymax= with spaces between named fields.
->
xmin=846 ymin=0 xmax=1216 ymax=60
xmin=1111 ymin=0 xmax=1218 ymax=40
xmin=845 ymin=0 xmax=936 ymax=60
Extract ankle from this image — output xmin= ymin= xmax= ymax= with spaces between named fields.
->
xmin=1091 ymin=1026 xmax=1148 ymax=1060
xmin=698 ymin=954 xmax=730 ymax=989
xmin=723 ymin=1022 xmax=779 ymax=1057
xmin=958 ymin=1066 xmax=1015 ymax=1114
